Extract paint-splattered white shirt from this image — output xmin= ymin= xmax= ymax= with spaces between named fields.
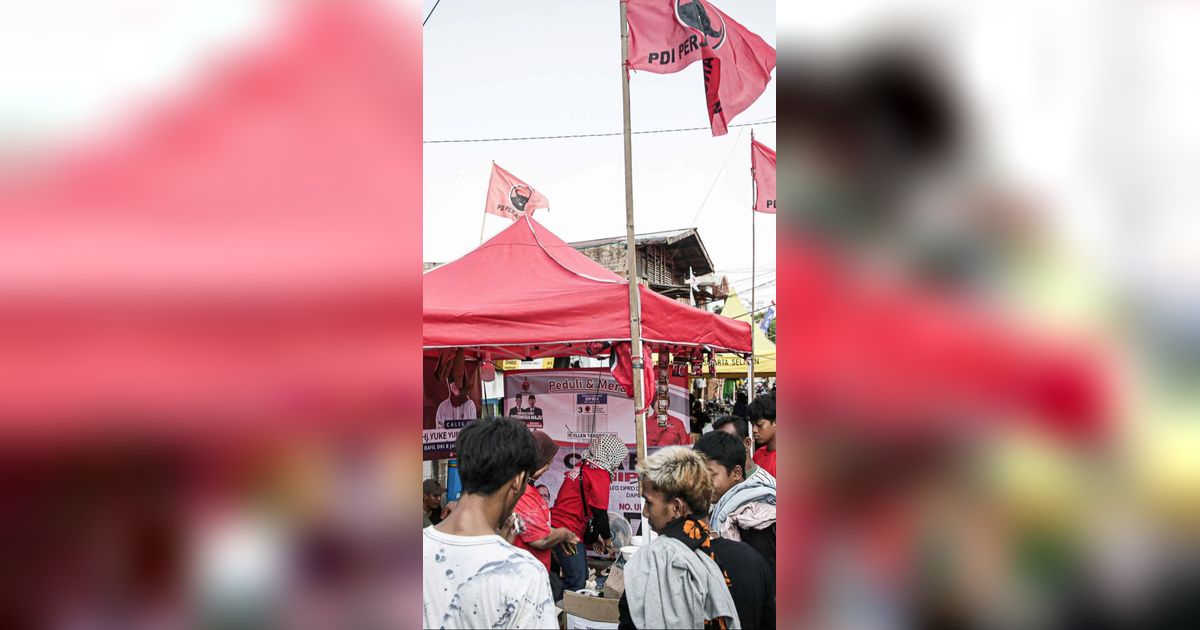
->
xmin=423 ymin=526 xmax=556 ymax=629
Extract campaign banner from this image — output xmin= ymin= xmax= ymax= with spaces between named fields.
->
xmin=503 ymin=369 xmax=690 ymax=447
xmin=507 ymin=368 xmax=692 ymax=534
xmin=423 ymin=356 xmax=483 ymax=460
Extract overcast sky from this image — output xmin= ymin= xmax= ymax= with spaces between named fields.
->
xmin=421 ymin=0 xmax=778 ymax=307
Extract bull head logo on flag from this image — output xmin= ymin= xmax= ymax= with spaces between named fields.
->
xmin=509 ymin=184 xmax=532 ymax=212
xmin=675 ymin=0 xmax=725 ymax=50
xmin=628 ymin=0 xmax=775 ymax=136
xmin=485 ymin=163 xmax=549 ymax=221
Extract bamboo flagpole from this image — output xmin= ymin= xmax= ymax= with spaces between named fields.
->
xmin=618 ymin=0 xmax=648 ymax=475
xmin=480 ymin=162 xmax=493 ymax=244
xmin=748 ymin=132 xmax=756 ymax=402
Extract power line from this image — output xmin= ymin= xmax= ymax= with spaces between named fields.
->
xmin=709 ymin=299 xmax=777 ymax=321
xmin=713 ymin=264 xmax=777 ymax=272
xmin=688 ymin=127 xmax=746 ymax=227
xmin=729 ymin=269 xmax=777 ymax=281
xmin=724 ymin=273 xmax=782 ymax=289
xmin=725 ymin=275 xmax=777 ymax=293
xmin=424 ymin=119 xmax=774 ymax=144
xmin=714 ymin=264 xmax=778 ymax=276
xmin=423 ymin=0 xmax=443 ymax=27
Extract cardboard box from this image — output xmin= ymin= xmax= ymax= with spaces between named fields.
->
xmin=563 ymin=589 xmax=620 ymax=626
xmin=602 ymin=567 xmax=625 ymax=599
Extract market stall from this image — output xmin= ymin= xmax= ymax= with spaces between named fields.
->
xmin=422 ymin=215 xmax=753 ymax=534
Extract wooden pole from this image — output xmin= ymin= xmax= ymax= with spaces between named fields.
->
xmin=619 ymin=0 xmax=648 ymax=470
xmin=749 ymin=133 xmax=756 ymax=402
xmin=481 ymin=162 xmax=494 ymax=244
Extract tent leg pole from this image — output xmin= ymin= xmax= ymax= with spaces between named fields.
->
xmin=749 ymin=182 xmax=756 ymax=402
xmin=619 ymin=1 xmax=648 ymax=536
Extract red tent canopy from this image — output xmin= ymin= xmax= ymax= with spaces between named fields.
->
xmin=423 ymin=216 xmax=752 ymax=359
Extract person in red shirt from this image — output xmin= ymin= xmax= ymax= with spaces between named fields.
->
xmin=647 ymin=413 xmax=691 ymax=446
xmin=549 ymin=433 xmax=626 ymax=592
xmin=750 ymin=391 xmax=777 ymax=477
xmin=510 ymin=430 xmax=578 ymax=601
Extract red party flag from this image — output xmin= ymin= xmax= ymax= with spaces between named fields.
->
xmin=484 ymin=163 xmax=549 ymax=221
xmin=751 ymin=135 xmax=776 ymax=213
xmin=611 ymin=342 xmax=656 ymax=414
xmin=627 ymin=0 xmax=776 ymax=136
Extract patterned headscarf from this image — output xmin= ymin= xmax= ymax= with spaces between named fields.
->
xmin=582 ymin=433 xmax=627 ymax=478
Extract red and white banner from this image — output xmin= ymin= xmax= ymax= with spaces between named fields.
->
xmin=627 ymin=0 xmax=776 ymax=136
xmin=505 ymin=368 xmax=692 ymax=535
xmin=751 ymin=135 xmax=776 ymax=213
xmin=484 ymin=163 xmax=549 ymax=221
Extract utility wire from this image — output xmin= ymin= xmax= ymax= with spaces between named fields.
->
xmin=424 ymin=119 xmax=774 ymax=144
xmin=725 ymin=267 xmax=779 ymax=277
xmin=720 ymin=270 xmax=777 ymax=284
xmin=423 ymin=0 xmax=443 ymax=27
xmin=713 ymin=265 xmax=777 ymax=273
xmin=714 ymin=296 xmax=778 ymax=317
xmin=688 ymin=127 xmax=746 ymax=227
xmin=729 ymin=276 xmax=778 ymax=291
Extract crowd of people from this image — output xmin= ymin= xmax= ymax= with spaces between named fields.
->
xmin=423 ymin=389 xmax=778 ymax=629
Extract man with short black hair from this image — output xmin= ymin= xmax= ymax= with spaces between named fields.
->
xmin=748 ymin=392 xmax=776 ymax=477
xmin=694 ymin=431 xmax=776 ymax=576
xmin=423 ymin=479 xmax=448 ymax=527
xmin=423 ymin=418 xmax=556 ymax=629
xmin=712 ymin=415 xmax=774 ymax=485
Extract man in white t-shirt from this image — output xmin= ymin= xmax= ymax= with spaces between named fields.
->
xmin=435 ymin=379 xmax=477 ymax=429
xmin=423 ymin=417 xmax=556 ymax=629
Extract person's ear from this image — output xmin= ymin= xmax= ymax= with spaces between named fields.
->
xmin=512 ymin=471 xmax=526 ymax=493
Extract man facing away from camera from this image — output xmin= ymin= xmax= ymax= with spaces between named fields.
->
xmin=422 ymin=418 xmax=556 ymax=629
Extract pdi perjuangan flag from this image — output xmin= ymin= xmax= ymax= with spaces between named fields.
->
xmin=627 ymin=0 xmax=776 ymax=136
xmin=485 ymin=162 xmax=549 ymax=220
xmin=751 ymin=136 xmax=776 ymax=212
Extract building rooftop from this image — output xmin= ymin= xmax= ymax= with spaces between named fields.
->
xmin=568 ymin=227 xmax=715 ymax=277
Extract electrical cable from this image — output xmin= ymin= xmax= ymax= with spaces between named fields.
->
xmin=424 ymin=119 xmax=774 ymax=144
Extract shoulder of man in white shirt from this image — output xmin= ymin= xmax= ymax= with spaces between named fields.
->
xmin=424 ymin=527 xmax=542 ymax=565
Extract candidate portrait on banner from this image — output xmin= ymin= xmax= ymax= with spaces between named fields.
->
xmin=509 ymin=393 xmax=527 ymax=417
xmin=435 ymin=378 xmax=477 ymax=429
